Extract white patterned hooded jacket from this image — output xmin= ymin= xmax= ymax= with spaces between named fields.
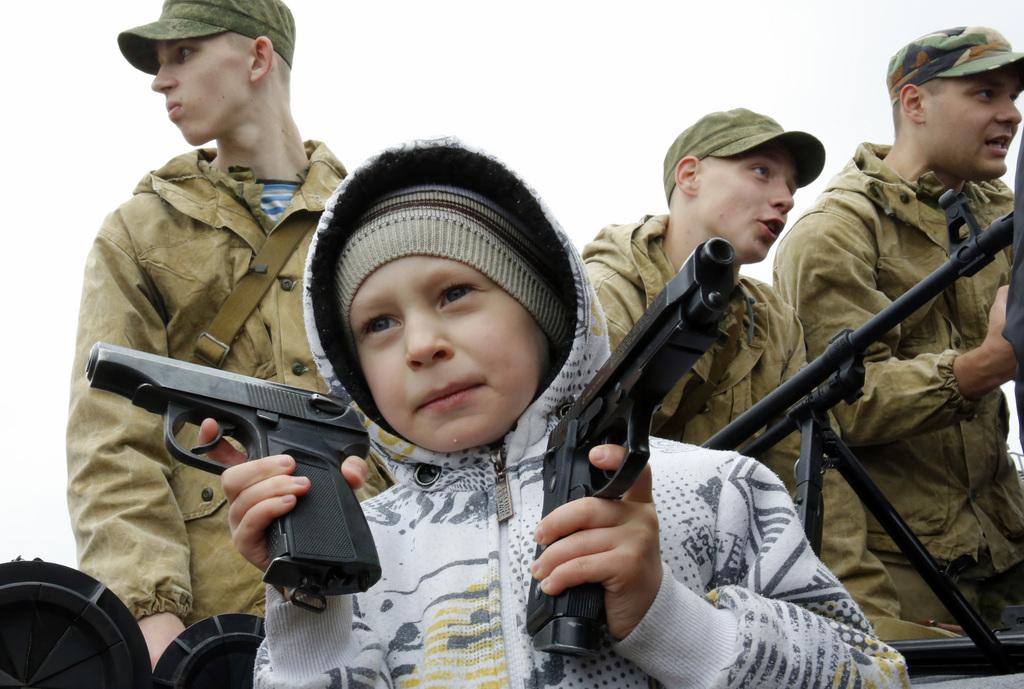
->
xmin=253 ymin=138 xmax=909 ymax=688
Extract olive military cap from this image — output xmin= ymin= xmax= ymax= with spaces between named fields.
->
xmin=662 ymin=108 xmax=825 ymax=203
xmin=118 ymin=0 xmax=296 ymax=75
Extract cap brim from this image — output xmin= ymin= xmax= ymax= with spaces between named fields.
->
xmin=938 ymin=51 xmax=1024 ymax=80
xmin=117 ymin=19 xmax=226 ymax=75
xmin=711 ymin=130 xmax=826 ymax=188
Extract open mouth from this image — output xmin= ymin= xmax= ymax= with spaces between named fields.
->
xmin=762 ymin=219 xmax=784 ymax=239
xmin=985 ymin=135 xmax=1011 ymax=154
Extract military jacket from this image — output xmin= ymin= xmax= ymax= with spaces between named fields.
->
xmin=583 ymin=214 xmax=807 ymax=481
xmin=67 ymin=142 xmax=391 ymax=623
xmin=773 ymin=142 xmax=1024 ymax=571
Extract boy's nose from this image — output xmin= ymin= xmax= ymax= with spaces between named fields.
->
xmin=405 ymin=319 xmax=453 ymax=368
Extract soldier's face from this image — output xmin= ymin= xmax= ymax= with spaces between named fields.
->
xmin=917 ymin=66 xmax=1022 ymax=189
xmin=690 ymin=146 xmax=798 ymax=268
xmin=150 ymin=33 xmax=255 ymax=146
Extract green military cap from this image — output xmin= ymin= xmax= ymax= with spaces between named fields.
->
xmin=118 ymin=0 xmax=296 ymax=75
xmin=887 ymin=26 xmax=1024 ymax=103
xmin=662 ymin=108 xmax=826 ymax=204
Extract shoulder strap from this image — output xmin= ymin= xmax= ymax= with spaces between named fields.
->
xmin=192 ymin=220 xmax=310 ymax=368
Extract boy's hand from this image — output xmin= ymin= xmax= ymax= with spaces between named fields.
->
xmin=198 ymin=419 xmax=369 ymax=572
xmin=530 ymin=444 xmax=662 ymax=640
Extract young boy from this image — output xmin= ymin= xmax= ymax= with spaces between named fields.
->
xmin=216 ymin=138 xmax=908 ymax=687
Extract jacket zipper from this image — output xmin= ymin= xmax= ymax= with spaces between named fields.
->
xmin=491 ymin=448 xmax=514 ymax=522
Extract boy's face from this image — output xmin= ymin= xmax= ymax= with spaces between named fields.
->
xmin=916 ymin=66 xmax=1022 ymax=188
xmin=689 ymin=145 xmax=798 ymax=267
xmin=349 ymin=256 xmax=550 ymax=453
xmin=150 ymin=33 xmax=254 ymax=146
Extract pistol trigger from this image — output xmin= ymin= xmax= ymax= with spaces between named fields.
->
xmin=191 ymin=422 xmax=236 ymax=455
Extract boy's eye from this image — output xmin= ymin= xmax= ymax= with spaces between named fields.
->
xmin=177 ymin=47 xmax=194 ymax=63
xmin=443 ymin=285 xmax=471 ymax=303
xmin=365 ymin=316 xmax=396 ymax=334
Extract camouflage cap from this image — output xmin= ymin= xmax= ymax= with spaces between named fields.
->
xmin=887 ymin=27 xmax=1024 ymax=103
xmin=662 ymin=108 xmax=825 ymax=203
xmin=118 ymin=0 xmax=296 ymax=75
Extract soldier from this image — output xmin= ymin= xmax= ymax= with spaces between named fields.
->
xmin=66 ymin=0 xmax=390 ymax=667
xmin=774 ymin=27 xmax=1024 ymax=630
xmin=583 ymin=109 xmax=937 ymax=640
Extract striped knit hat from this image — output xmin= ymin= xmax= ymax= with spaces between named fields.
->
xmin=335 ymin=185 xmax=568 ymax=352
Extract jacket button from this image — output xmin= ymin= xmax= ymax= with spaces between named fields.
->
xmin=281 ymin=278 xmax=295 ymax=291
xmin=292 ymin=361 xmax=307 ymax=376
xmin=201 ymin=487 xmax=214 ymax=502
xmin=954 ymin=337 xmax=962 ymax=347
xmin=900 ymin=192 xmax=910 ymax=203
xmin=414 ymin=464 xmax=441 ymax=487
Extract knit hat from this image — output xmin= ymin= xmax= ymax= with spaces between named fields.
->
xmin=335 ymin=185 xmax=568 ymax=352
xmin=118 ymin=0 xmax=296 ymax=75
xmin=887 ymin=27 xmax=1024 ymax=103
xmin=662 ymin=108 xmax=825 ymax=203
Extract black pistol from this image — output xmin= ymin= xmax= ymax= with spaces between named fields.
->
xmin=526 ymin=237 xmax=735 ymax=655
xmin=86 ymin=342 xmax=381 ymax=612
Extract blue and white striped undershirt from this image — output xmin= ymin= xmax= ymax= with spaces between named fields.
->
xmin=260 ymin=181 xmax=298 ymax=224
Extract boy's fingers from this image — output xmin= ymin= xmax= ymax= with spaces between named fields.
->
xmin=341 ymin=456 xmax=369 ymax=491
xmin=588 ymin=444 xmax=626 ymax=471
xmin=233 ymin=493 xmax=299 ymax=572
xmin=198 ymin=418 xmax=247 ymax=465
xmin=222 ymin=455 xmax=307 ymax=520
xmin=535 ymin=496 xmax=617 ymax=546
xmin=588 ymin=445 xmax=654 ymax=503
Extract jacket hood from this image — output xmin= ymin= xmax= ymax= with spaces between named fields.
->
xmin=303 ymin=137 xmax=609 ymax=483
xmin=586 ymin=214 xmax=673 ymax=311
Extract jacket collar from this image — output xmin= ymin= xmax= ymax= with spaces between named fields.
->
xmin=133 ymin=141 xmax=345 ymax=251
xmin=845 ymin=142 xmax=1003 ymax=226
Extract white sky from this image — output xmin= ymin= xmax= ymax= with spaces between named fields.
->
xmin=3 ymin=1 xmax=1022 ymax=570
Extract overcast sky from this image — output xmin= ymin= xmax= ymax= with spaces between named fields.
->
xmin=3 ymin=1 xmax=1021 ymax=571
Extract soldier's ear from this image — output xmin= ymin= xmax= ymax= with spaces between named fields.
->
xmin=898 ymin=84 xmax=928 ymax=126
xmin=250 ymin=36 xmax=275 ymax=83
xmin=674 ymin=157 xmax=701 ymax=198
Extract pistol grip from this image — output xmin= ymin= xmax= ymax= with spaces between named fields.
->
xmin=264 ymin=452 xmax=380 ymax=610
xmin=526 ymin=579 xmax=603 ymax=656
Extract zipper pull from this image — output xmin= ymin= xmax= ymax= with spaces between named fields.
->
xmin=492 ymin=449 xmax=514 ymax=522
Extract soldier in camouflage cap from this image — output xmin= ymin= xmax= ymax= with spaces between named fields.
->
xmin=887 ymin=26 xmax=1024 ymax=103
xmin=775 ymin=26 xmax=1024 ymax=636
xmin=119 ymin=0 xmax=296 ymax=75
xmin=67 ymin=0 xmax=393 ymax=671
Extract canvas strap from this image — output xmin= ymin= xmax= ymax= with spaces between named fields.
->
xmin=192 ymin=221 xmax=310 ymax=368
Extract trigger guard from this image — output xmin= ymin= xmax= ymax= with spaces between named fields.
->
xmin=191 ymin=421 xmax=236 ymax=455
xmin=163 ymin=407 xmax=232 ymax=476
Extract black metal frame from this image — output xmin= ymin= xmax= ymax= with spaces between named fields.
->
xmin=703 ymin=192 xmax=1019 ymax=674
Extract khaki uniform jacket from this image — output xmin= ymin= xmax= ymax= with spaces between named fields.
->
xmin=583 ymin=214 xmax=807 ymax=474
xmin=583 ymin=215 xmax=914 ymax=632
xmin=66 ymin=142 xmax=391 ymax=624
xmin=773 ymin=142 xmax=1024 ymax=572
